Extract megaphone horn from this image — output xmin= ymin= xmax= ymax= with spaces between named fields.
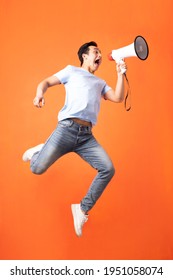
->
xmin=108 ymin=36 xmax=149 ymax=111
xmin=108 ymin=35 xmax=149 ymax=68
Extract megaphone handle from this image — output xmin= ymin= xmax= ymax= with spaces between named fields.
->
xmin=119 ymin=59 xmax=126 ymax=74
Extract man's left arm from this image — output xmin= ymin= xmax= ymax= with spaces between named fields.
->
xmin=104 ymin=61 xmax=127 ymax=103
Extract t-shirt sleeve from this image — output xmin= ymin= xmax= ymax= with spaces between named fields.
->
xmin=101 ymin=82 xmax=112 ymax=95
xmin=53 ymin=65 xmax=72 ymax=84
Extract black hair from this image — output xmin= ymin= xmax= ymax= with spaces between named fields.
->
xmin=77 ymin=41 xmax=98 ymax=66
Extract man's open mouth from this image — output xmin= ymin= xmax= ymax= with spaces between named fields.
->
xmin=95 ymin=59 xmax=100 ymax=65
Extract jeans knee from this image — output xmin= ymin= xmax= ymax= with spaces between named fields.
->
xmin=109 ymin=164 xmax=115 ymax=178
xmin=102 ymin=163 xmax=115 ymax=179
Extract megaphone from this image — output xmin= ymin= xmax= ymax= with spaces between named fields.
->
xmin=108 ymin=35 xmax=149 ymax=73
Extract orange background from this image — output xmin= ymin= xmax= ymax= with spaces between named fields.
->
xmin=0 ymin=0 xmax=173 ymax=260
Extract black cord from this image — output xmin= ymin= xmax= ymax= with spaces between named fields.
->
xmin=124 ymin=73 xmax=131 ymax=111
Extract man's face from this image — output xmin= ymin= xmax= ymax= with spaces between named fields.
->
xmin=82 ymin=46 xmax=102 ymax=73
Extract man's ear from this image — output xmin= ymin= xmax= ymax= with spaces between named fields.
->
xmin=82 ymin=53 xmax=87 ymax=61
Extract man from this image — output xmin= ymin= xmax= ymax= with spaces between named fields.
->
xmin=23 ymin=41 xmax=127 ymax=237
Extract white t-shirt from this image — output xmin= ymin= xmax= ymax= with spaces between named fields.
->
xmin=54 ymin=65 xmax=111 ymax=125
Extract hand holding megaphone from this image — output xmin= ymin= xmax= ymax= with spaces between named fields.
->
xmin=108 ymin=35 xmax=149 ymax=74
xmin=116 ymin=59 xmax=127 ymax=74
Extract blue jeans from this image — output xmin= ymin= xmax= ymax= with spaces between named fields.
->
xmin=30 ymin=119 xmax=115 ymax=213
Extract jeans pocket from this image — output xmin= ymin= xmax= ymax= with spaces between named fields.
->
xmin=58 ymin=119 xmax=74 ymax=127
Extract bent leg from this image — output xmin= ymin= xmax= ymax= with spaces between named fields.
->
xmin=75 ymin=136 xmax=115 ymax=213
xmin=30 ymin=120 xmax=75 ymax=174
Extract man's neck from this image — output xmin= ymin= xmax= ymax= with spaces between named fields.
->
xmin=81 ymin=64 xmax=95 ymax=74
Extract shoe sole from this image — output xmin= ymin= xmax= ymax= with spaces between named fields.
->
xmin=71 ymin=204 xmax=81 ymax=237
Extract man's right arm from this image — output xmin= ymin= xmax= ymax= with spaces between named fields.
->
xmin=33 ymin=75 xmax=61 ymax=108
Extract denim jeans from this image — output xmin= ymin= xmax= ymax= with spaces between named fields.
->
xmin=30 ymin=119 xmax=115 ymax=213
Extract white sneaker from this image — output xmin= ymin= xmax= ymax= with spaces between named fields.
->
xmin=22 ymin=144 xmax=44 ymax=162
xmin=71 ymin=204 xmax=88 ymax=237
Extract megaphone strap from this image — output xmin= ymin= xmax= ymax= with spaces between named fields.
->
xmin=124 ymin=73 xmax=131 ymax=111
